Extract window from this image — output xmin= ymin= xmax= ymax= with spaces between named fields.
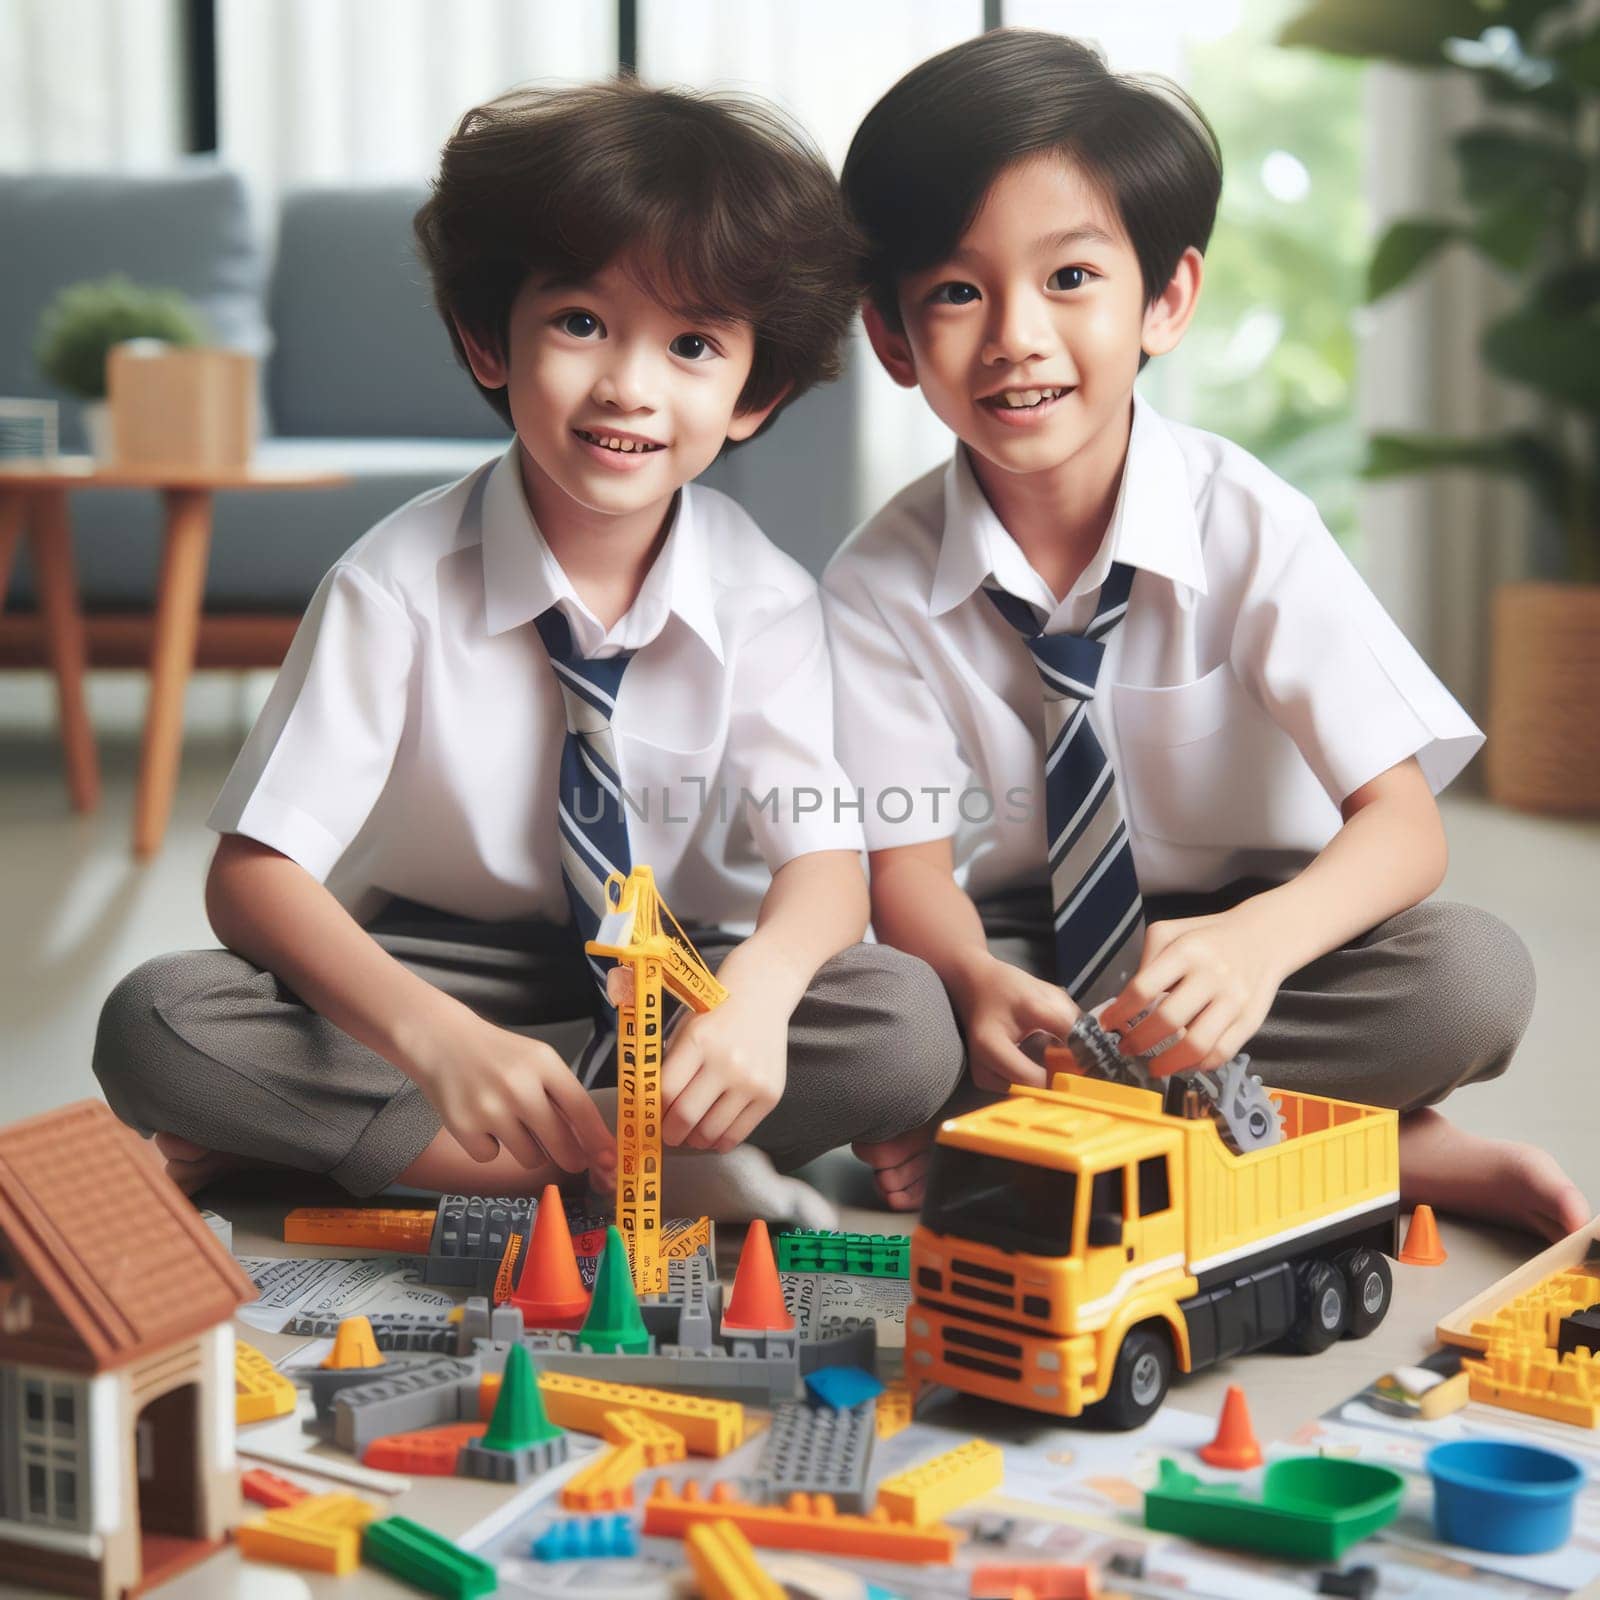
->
xmin=1138 ymin=1156 xmax=1172 ymax=1217
xmin=1090 ymin=1168 xmax=1126 ymax=1219
xmin=17 ymin=1376 xmax=86 ymax=1530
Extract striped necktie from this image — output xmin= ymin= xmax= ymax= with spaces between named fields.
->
xmin=986 ymin=562 xmax=1145 ymax=1008
xmin=536 ymin=607 xmax=634 ymax=1083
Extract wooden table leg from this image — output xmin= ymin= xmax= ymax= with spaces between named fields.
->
xmin=26 ymin=489 xmax=101 ymax=814
xmin=134 ymin=488 xmax=213 ymax=858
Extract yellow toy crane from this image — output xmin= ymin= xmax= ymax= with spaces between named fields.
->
xmin=587 ymin=865 xmax=727 ymax=1294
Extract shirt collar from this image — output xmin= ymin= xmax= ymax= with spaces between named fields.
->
xmin=929 ymin=391 xmax=1208 ymax=618
xmin=480 ymin=443 xmax=724 ymax=662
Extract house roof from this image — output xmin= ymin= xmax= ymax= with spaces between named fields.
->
xmin=0 ymin=1100 xmax=256 ymax=1372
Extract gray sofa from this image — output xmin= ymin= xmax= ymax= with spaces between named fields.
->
xmin=0 ymin=162 xmax=856 ymax=621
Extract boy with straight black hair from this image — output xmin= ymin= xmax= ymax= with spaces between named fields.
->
xmin=826 ymin=30 xmax=1587 ymax=1238
xmin=94 ymin=78 xmax=965 ymax=1207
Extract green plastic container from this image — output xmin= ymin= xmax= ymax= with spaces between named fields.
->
xmin=1144 ymin=1456 xmax=1406 ymax=1560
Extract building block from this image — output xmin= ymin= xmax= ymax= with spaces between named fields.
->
xmin=486 ymin=1344 xmax=564 ymax=1447
xmin=1464 ymin=1343 xmax=1600 ymax=1428
xmin=970 ymin=1564 xmax=1099 ymax=1599
xmin=1198 ymin=1385 xmax=1263 ymax=1470
xmin=775 ymin=1229 xmax=910 ymax=1278
xmin=685 ymin=1519 xmax=787 ymax=1600
xmin=519 ymin=1335 xmax=809 ymax=1406
xmin=494 ymin=1231 xmax=523 ymax=1305
xmin=560 ymin=1439 xmax=646 ymax=1511
xmin=363 ymin=1420 xmax=486 ymax=1474
xmin=362 ymin=1515 xmax=497 ymax=1599
xmin=237 ymin=1492 xmax=381 ymax=1577
xmin=323 ymin=1315 xmax=385 ymax=1371
xmin=241 ymin=1468 xmax=311 ymax=1509
xmin=580 ymin=1226 xmax=652 ymax=1352
xmin=287 ymin=1310 xmax=459 ymax=1353
xmin=757 ymin=1401 xmax=875 ymax=1512
xmin=602 ymin=1407 xmax=687 ymax=1463
xmin=533 ymin=1515 xmax=640 ymax=1562
xmin=724 ymin=1220 xmax=794 ymax=1332
xmin=284 ymin=1205 xmax=437 ymax=1252
xmin=877 ymin=1440 xmax=1004 ymax=1525
xmin=1559 ymin=1304 xmax=1600 ymax=1360
xmin=331 ymin=1357 xmax=475 ymax=1454
xmin=536 ymin=1370 xmax=744 ymax=1456
xmin=459 ymin=1429 xmax=570 ymax=1484
xmin=663 ymin=1215 xmax=714 ymax=1260
xmin=874 ymin=1378 xmax=913 ymax=1439
xmin=236 ymin=1338 xmax=298 ymax=1423
xmin=513 ymin=1182 xmax=592 ymax=1330
xmin=644 ymin=1481 xmax=961 ymax=1563
xmin=804 ymin=1366 xmax=884 ymax=1410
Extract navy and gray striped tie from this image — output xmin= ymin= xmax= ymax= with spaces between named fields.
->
xmin=986 ymin=562 xmax=1145 ymax=1008
xmin=535 ymin=607 xmax=634 ymax=1085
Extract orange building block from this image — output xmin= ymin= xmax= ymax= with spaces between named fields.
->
xmin=560 ymin=1439 xmax=646 ymax=1511
xmin=241 ymin=1468 xmax=310 ymax=1509
xmin=1465 ymin=1344 xmax=1600 ymax=1428
xmin=602 ymin=1407 xmax=688 ymax=1464
xmin=643 ymin=1480 xmax=961 ymax=1563
xmin=971 ymin=1564 xmax=1099 ymax=1599
xmin=685 ymin=1519 xmax=786 ymax=1600
xmin=536 ymin=1370 xmax=744 ymax=1457
xmin=283 ymin=1205 xmax=437 ymax=1252
xmin=493 ymin=1232 xmax=523 ymax=1306
xmin=875 ymin=1377 xmax=914 ymax=1439
xmin=362 ymin=1421 xmax=488 ymax=1474
xmin=237 ymin=1492 xmax=381 ymax=1576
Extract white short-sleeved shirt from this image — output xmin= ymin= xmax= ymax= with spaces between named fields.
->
xmin=210 ymin=444 xmax=863 ymax=932
xmin=821 ymin=393 xmax=1482 ymax=899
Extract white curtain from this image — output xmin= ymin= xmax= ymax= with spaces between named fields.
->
xmin=0 ymin=0 xmax=183 ymax=170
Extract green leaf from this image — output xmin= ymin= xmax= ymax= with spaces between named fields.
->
xmin=1454 ymin=128 xmax=1586 ymax=213
xmin=1481 ymin=307 xmax=1600 ymax=412
xmin=34 ymin=274 xmax=207 ymax=399
xmin=1548 ymin=18 xmax=1600 ymax=90
xmin=1367 ymin=220 xmax=1459 ymax=301
xmin=1364 ymin=428 xmax=1574 ymax=516
xmin=1533 ymin=260 xmax=1600 ymax=312
xmin=1470 ymin=198 xmax=1554 ymax=269
xmin=1279 ymin=0 xmax=1502 ymax=66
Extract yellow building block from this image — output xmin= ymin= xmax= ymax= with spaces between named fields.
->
xmin=283 ymin=1205 xmax=438 ymax=1252
xmin=874 ymin=1378 xmax=913 ymax=1439
xmin=236 ymin=1340 xmax=297 ymax=1423
xmin=237 ymin=1493 xmax=379 ymax=1575
xmin=603 ymin=1407 xmax=688 ymax=1463
xmin=1466 ymin=1344 xmax=1600 ymax=1429
xmin=560 ymin=1439 xmax=645 ymax=1512
xmin=1469 ymin=1267 xmax=1600 ymax=1355
xmin=685 ymin=1519 xmax=786 ymax=1600
xmin=537 ymin=1370 xmax=744 ymax=1457
xmin=876 ymin=1439 xmax=1004 ymax=1524
xmin=663 ymin=1216 xmax=713 ymax=1259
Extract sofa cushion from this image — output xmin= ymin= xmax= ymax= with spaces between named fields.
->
xmin=0 ymin=163 xmax=269 ymax=450
xmin=269 ymin=187 xmax=505 ymax=442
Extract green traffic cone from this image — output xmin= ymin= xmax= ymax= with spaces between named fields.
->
xmin=482 ymin=1343 xmax=561 ymax=1450
xmin=578 ymin=1226 xmax=652 ymax=1354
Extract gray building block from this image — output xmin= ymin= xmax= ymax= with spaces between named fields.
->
xmin=521 ymin=1340 xmax=806 ymax=1405
xmin=756 ymin=1401 xmax=874 ymax=1512
xmin=426 ymin=1194 xmax=535 ymax=1292
xmin=798 ymin=1319 xmax=877 ymax=1376
xmin=286 ymin=1312 xmax=459 ymax=1354
xmin=329 ymin=1357 xmax=477 ymax=1454
xmin=457 ymin=1432 xmax=571 ymax=1484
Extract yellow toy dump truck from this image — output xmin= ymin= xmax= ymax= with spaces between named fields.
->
xmin=907 ymin=1058 xmax=1399 ymax=1429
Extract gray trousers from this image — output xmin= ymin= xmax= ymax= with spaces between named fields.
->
xmin=92 ymin=904 xmax=966 ymax=1196
xmin=981 ymin=879 xmax=1535 ymax=1112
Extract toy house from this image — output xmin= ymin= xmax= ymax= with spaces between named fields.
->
xmin=0 ymin=1099 xmax=255 ymax=1597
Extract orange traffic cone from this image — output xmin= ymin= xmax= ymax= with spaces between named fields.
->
xmin=510 ymin=1184 xmax=591 ymax=1330
xmin=1198 ymin=1384 xmax=1262 ymax=1470
xmin=1399 ymin=1203 xmax=1447 ymax=1266
xmin=723 ymin=1219 xmax=795 ymax=1332
xmin=321 ymin=1315 xmax=383 ymax=1370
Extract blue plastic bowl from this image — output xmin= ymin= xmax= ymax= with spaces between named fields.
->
xmin=1426 ymin=1440 xmax=1586 ymax=1554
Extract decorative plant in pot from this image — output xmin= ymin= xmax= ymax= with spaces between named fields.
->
xmin=34 ymin=275 xmax=206 ymax=464
xmin=1281 ymin=0 xmax=1600 ymax=814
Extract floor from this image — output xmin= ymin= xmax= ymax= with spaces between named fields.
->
xmin=2 ymin=720 xmax=1599 ymax=1596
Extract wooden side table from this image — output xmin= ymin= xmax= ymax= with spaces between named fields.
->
xmin=0 ymin=459 xmax=349 ymax=857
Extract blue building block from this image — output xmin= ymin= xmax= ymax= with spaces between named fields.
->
xmin=532 ymin=1515 xmax=639 ymax=1562
xmin=804 ymin=1365 xmax=884 ymax=1410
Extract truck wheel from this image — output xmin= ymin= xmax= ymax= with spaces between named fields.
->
xmin=1337 ymin=1247 xmax=1393 ymax=1340
xmin=1285 ymin=1258 xmax=1349 ymax=1354
xmin=1084 ymin=1324 xmax=1172 ymax=1430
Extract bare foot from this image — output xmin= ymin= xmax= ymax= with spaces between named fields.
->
xmin=1399 ymin=1108 xmax=1592 ymax=1243
xmin=854 ymin=1121 xmax=940 ymax=1213
xmin=152 ymin=1132 xmax=266 ymax=1197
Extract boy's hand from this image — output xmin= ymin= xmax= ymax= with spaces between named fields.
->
xmin=660 ymin=986 xmax=788 ymax=1155
xmin=1100 ymin=906 xmax=1287 ymax=1076
xmin=951 ymin=950 xmax=1080 ymax=1092
xmin=406 ymin=1012 xmax=616 ymax=1181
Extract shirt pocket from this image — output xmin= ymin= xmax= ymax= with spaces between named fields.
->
xmin=614 ymin=726 xmax=730 ymax=840
xmin=1111 ymin=663 xmax=1340 ymax=851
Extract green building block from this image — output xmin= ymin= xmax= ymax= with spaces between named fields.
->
xmin=578 ymin=1225 xmax=652 ymax=1353
xmin=362 ymin=1516 xmax=496 ymax=1598
xmin=774 ymin=1229 xmax=910 ymax=1278
xmin=482 ymin=1342 xmax=562 ymax=1448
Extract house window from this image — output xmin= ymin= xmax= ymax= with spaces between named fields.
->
xmin=17 ymin=1376 xmax=87 ymax=1530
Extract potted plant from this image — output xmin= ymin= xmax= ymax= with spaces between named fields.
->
xmin=34 ymin=275 xmax=205 ymax=463
xmin=1281 ymin=0 xmax=1600 ymax=813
